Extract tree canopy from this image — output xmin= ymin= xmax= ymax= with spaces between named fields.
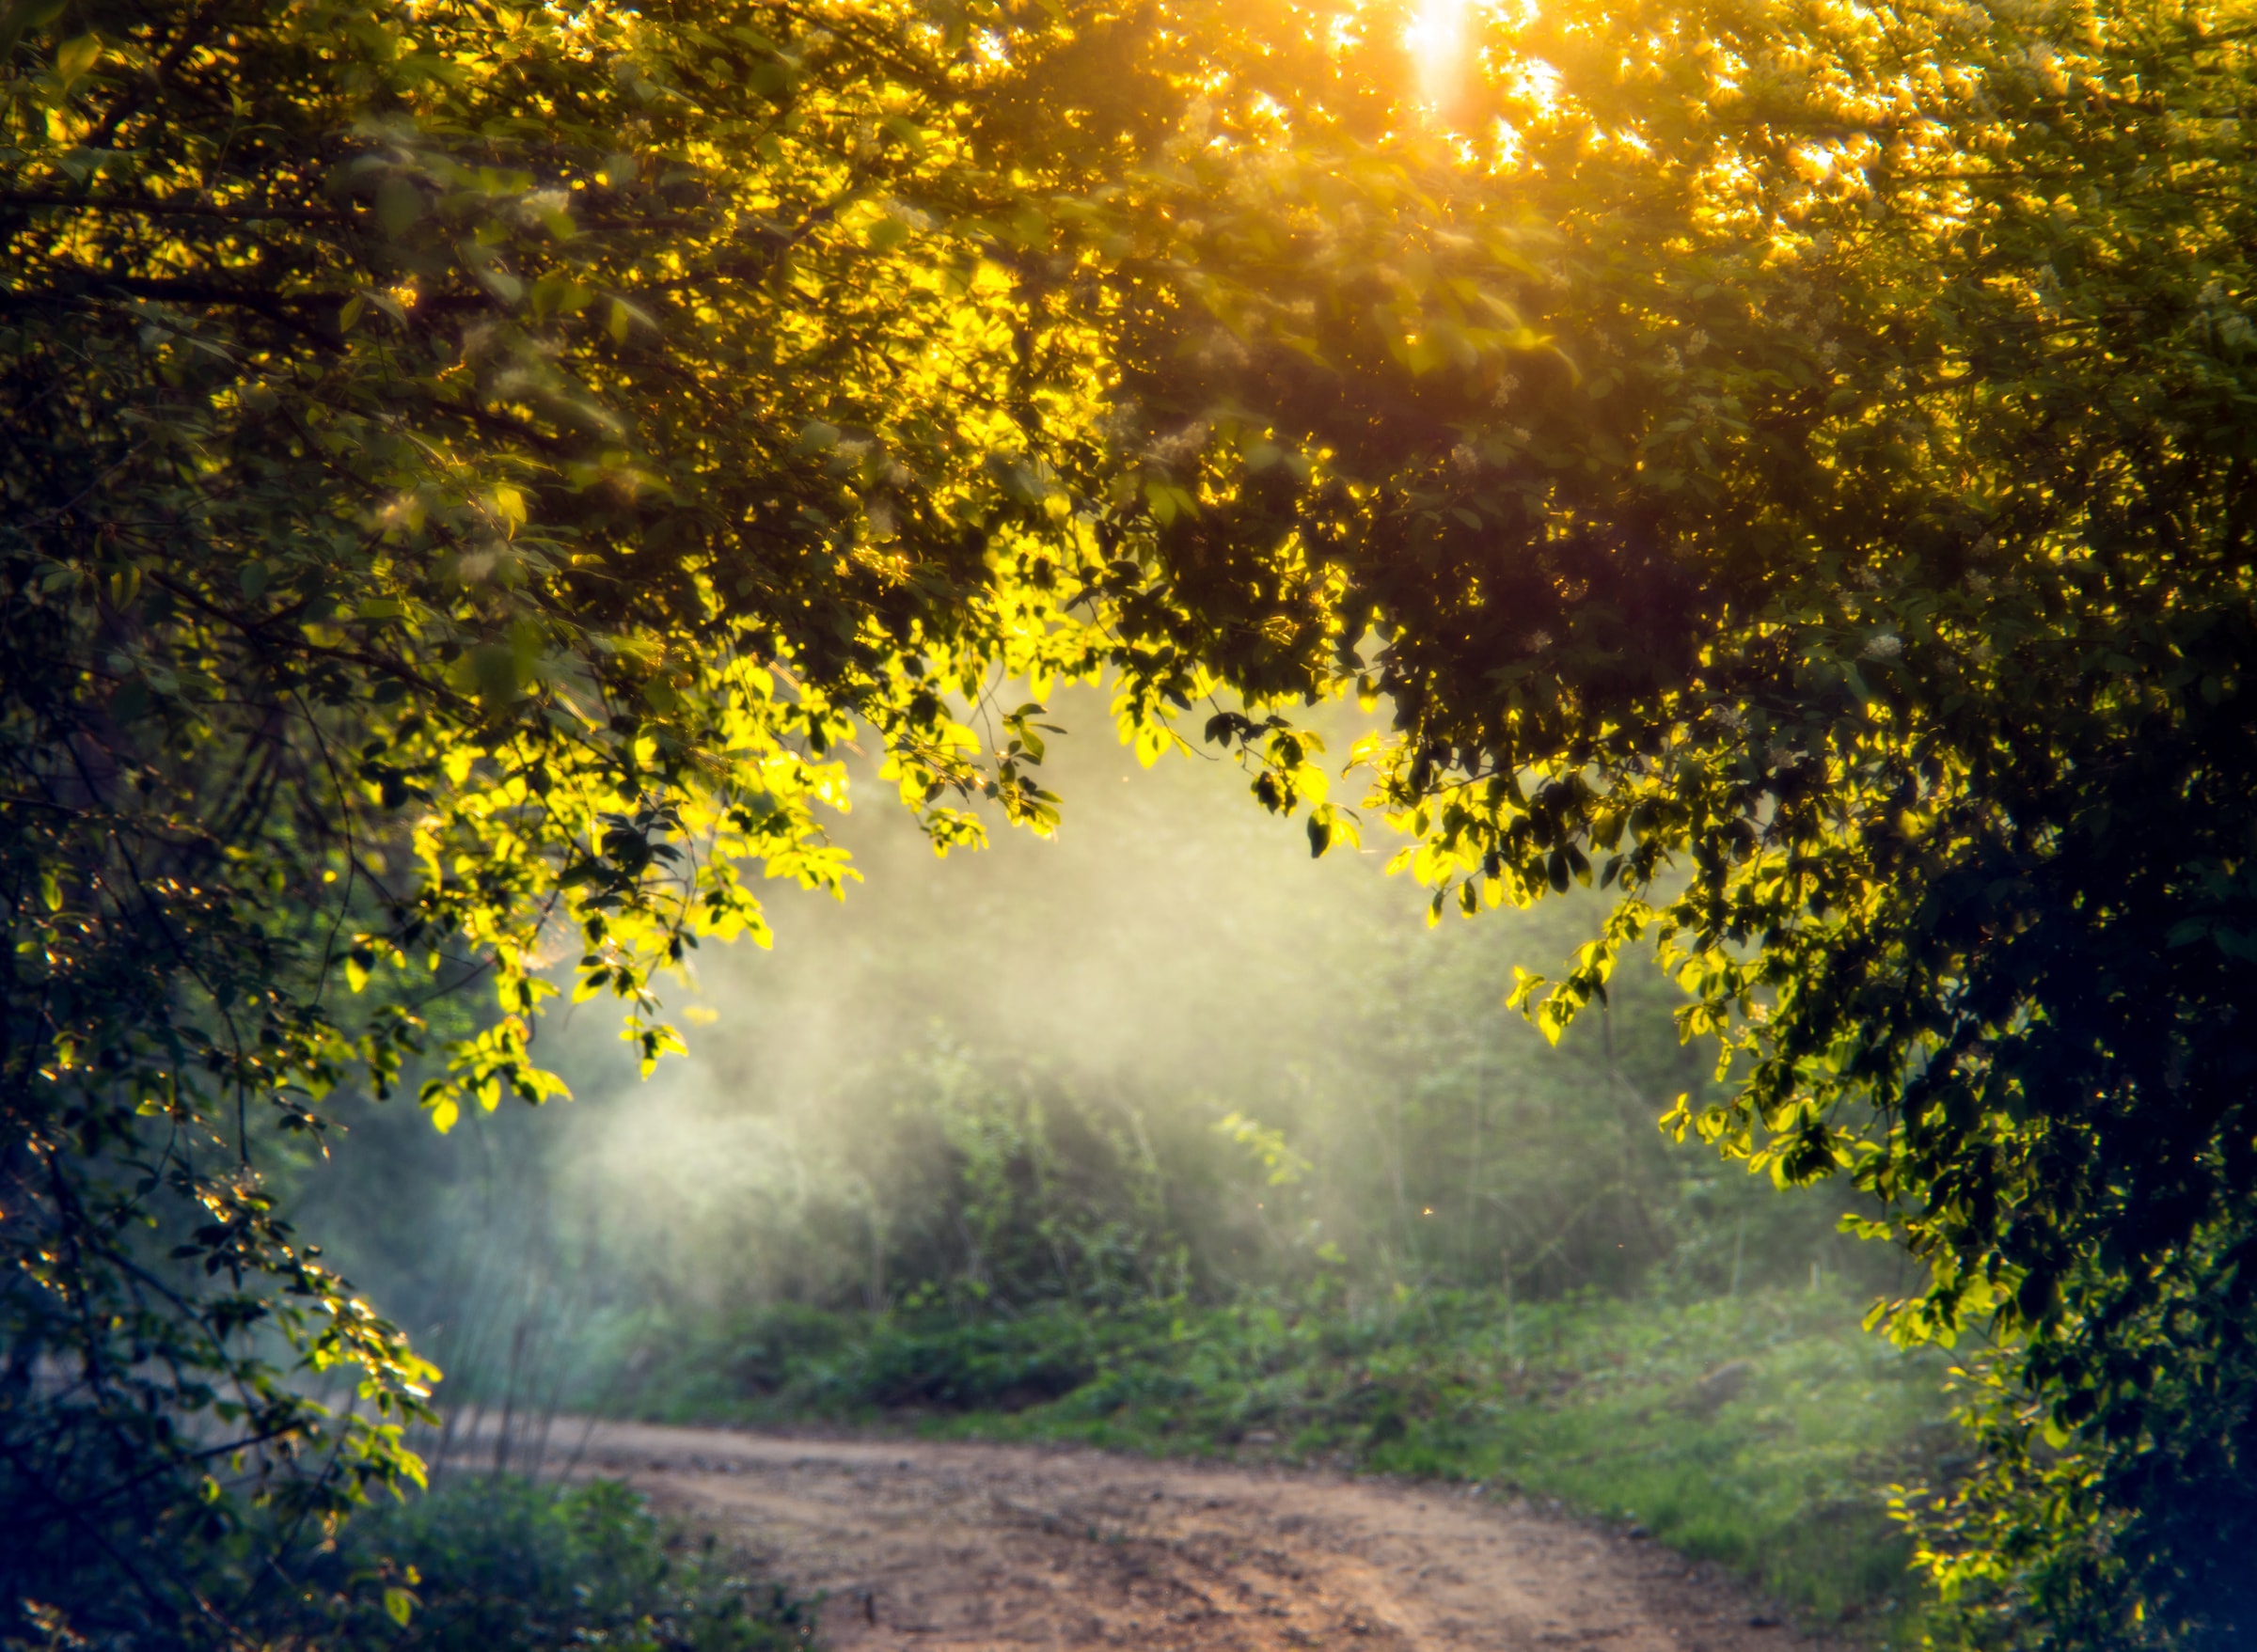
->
xmin=6 ymin=0 xmax=2256 ymax=1644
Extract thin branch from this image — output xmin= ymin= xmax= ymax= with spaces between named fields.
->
xmin=0 ymin=191 xmax=348 ymax=224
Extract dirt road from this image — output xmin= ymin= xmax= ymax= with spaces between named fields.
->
xmin=569 ymin=1422 xmax=1832 ymax=1651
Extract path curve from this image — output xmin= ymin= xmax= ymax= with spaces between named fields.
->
xmin=568 ymin=1421 xmax=1833 ymax=1651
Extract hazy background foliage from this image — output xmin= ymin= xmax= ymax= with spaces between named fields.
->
xmin=303 ymin=687 xmax=1900 ymax=1353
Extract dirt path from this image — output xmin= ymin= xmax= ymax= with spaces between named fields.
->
xmin=567 ymin=1421 xmax=1833 ymax=1651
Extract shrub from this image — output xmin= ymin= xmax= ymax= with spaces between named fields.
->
xmin=308 ymin=1477 xmax=814 ymax=1652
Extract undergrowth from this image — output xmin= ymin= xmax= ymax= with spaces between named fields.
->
xmin=592 ymin=1284 xmax=1956 ymax=1642
xmin=310 ymin=1477 xmax=816 ymax=1651
xmin=3 ymin=1478 xmax=819 ymax=1652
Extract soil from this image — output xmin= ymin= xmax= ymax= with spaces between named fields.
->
xmin=562 ymin=1420 xmax=1840 ymax=1651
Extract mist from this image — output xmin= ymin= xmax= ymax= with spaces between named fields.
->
xmin=305 ymin=686 xmax=1883 ymax=1412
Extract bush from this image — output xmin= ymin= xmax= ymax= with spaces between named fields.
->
xmin=308 ymin=1477 xmax=814 ymax=1652
xmin=1 ymin=1476 xmax=812 ymax=1652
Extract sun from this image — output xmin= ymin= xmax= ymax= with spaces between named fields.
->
xmin=1404 ymin=0 xmax=1488 ymax=114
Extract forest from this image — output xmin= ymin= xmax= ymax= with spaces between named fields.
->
xmin=4 ymin=0 xmax=2255 ymax=1648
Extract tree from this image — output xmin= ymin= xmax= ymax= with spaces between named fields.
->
xmin=1091 ymin=0 xmax=2257 ymax=1642
xmin=1 ymin=0 xmax=1135 ymax=1633
xmin=5 ymin=0 xmax=2253 ymax=1644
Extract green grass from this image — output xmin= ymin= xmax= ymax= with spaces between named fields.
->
xmin=592 ymin=1284 xmax=1956 ymax=1641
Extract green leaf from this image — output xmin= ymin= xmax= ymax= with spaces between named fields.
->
xmin=54 ymin=31 xmax=99 ymax=85
xmin=376 ymin=175 xmax=422 ymax=238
